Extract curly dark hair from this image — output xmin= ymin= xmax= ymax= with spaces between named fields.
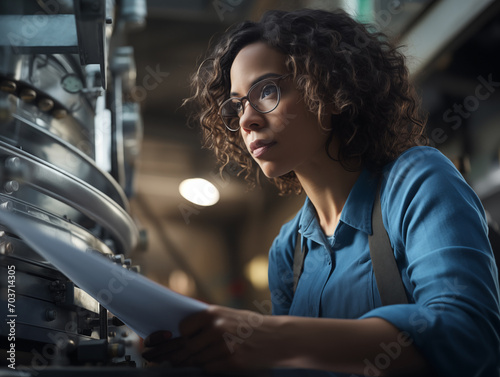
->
xmin=186 ymin=8 xmax=428 ymax=195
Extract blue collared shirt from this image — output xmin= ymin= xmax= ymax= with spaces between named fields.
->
xmin=268 ymin=146 xmax=500 ymax=376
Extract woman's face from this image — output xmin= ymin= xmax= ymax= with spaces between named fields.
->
xmin=229 ymin=42 xmax=333 ymax=179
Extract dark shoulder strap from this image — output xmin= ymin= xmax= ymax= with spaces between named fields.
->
xmin=292 ymin=233 xmax=306 ymax=293
xmin=369 ymin=182 xmax=408 ymax=305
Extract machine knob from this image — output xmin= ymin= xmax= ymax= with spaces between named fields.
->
xmin=53 ymin=109 xmax=68 ymax=119
xmin=4 ymin=181 xmax=19 ymax=194
xmin=19 ymin=88 xmax=36 ymax=102
xmin=38 ymin=98 xmax=54 ymax=112
xmin=0 ymin=81 xmax=16 ymax=93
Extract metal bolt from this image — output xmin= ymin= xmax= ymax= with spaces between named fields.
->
xmin=130 ymin=265 xmax=141 ymax=273
xmin=0 ymin=201 xmax=13 ymax=211
xmin=52 ymin=109 xmax=67 ymax=119
xmin=45 ymin=308 xmax=57 ymax=321
xmin=0 ymin=81 xmax=16 ymax=93
xmin=4 ymin=242 xmax=14 ymax=255
xmin=112 ymin=254 xmax=125 ymax=264
xmin=20 ymin=88 xmax=37 ymax=102
xmin=5 ymin=157 xmax=21 ymax=171
xmin=4 ymin=181 xmax=19 ymax=194
xmin=38 ymin=98 xmax=54 ymax=112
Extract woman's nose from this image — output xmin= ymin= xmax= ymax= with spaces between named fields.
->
xmin=239 ymin=101 xmax=264 ymax=133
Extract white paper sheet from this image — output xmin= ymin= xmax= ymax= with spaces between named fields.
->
xmin=0 ymin=209 xmax=208 ymax=338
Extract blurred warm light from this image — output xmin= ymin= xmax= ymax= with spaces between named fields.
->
xmin=168 ymin=269 xmax=196 ymax=296
xmin=179 ymin=178 xmax=220 ymax=206
xmin=245 ymin=255 xmax=269 ymax=290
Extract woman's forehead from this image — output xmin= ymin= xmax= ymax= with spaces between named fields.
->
xmin=229 ymin=42 xmax=287 ymax=94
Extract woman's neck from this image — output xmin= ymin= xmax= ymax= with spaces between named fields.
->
xmin=296 ymin=160 xmax=361 ymax=236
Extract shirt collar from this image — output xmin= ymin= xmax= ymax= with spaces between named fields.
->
xmin=340 ymin=169 xmax=379 ymax=235
xmin=298 ymin=169 xmax=379 ymax=240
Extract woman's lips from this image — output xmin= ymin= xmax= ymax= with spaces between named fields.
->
xmin=250 ymin=140 xmax=276 ymax=158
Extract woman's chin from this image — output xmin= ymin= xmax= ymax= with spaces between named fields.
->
xmin=259 ymin=164 xmax=292 ymax=180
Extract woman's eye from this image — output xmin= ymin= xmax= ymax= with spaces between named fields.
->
xmin=260 ymin=84 xmax=277 ymax=99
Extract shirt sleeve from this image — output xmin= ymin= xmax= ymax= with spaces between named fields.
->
xmin=360 ymin=147 xmax=500 ymax=377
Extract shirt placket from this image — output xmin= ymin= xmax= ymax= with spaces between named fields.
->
xmin=305 ymin=234 xmax=336 ymax=317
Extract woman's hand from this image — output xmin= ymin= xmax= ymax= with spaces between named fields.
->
xmin=142 ymin=330 xmax=185 ymax=366
xmin=142 ymin=307 xmax=433 ymax=375
xmin=142 ymin=305 xmax=282 ymax=371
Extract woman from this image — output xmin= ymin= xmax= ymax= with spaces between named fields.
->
xmin=143 ymin=9 xmax=500 ymax=376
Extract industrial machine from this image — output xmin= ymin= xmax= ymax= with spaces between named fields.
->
xmin=0 ymin=0 xmax=150 ymax=373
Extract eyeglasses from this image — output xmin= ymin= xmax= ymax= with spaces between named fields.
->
xmin=219 ymin=74 xmax=290 ymax=131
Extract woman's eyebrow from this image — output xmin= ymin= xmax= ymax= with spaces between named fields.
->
xmin=229 ymin=72 xmax=282 ymax=97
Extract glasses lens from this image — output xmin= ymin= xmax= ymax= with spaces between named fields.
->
xmin=220 ymin=99 xmax=242 ymax=131
xmin=220 ymin=78 xmax=282 ymax=131
xmin=249 ymin=80 xmax=279 ymax=113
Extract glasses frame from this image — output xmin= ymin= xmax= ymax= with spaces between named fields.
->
xmin=219 ymin=74 xmax=291 ymax=131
